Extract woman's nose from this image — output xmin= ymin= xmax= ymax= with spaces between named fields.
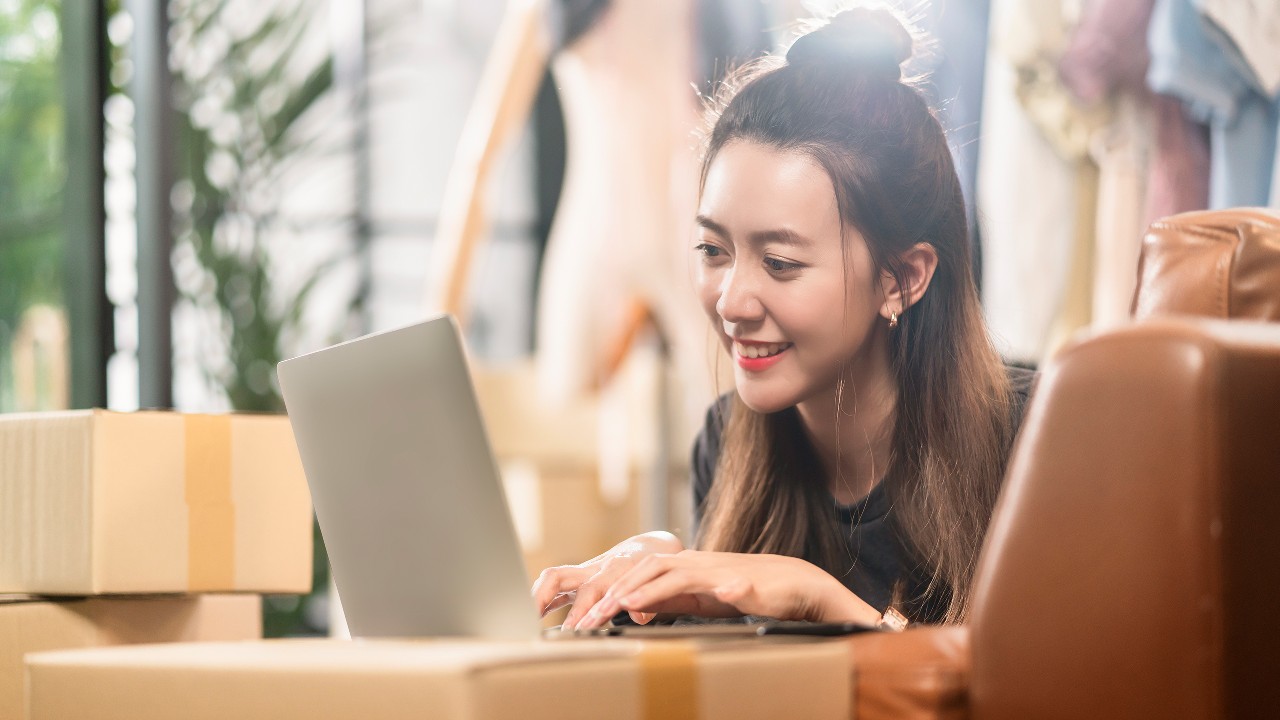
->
xmin=715 ymin=268 xmax=765 ymax=323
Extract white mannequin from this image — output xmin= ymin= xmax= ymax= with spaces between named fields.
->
xmin=425 ymin=0 xmax=724 ymax=447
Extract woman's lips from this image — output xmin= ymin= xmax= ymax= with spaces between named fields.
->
xmin=734 ymin=341 xmax=792 ymax=371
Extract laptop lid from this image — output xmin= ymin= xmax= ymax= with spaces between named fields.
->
xmin=277 ymin=315 xmax=541 ymax=640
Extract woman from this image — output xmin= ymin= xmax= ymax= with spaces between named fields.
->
xmin=532 ymin=6 xmax=1035 ymax=630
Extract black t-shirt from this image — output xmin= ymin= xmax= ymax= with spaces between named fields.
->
xmin=689 ymin=367 xmax=1037 ymax=624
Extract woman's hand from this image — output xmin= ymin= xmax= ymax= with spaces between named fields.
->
xmin=570 ymin=550 xmax=882 ymax=630
xmin=531 ymin=531 xmax=684 ymax=628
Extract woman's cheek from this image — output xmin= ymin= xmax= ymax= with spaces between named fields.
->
xmin=695 ymin=270 xmax=723 ymax=322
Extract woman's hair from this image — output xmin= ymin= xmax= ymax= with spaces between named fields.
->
xmin=694 ymin=6 xmax=1017 ymax=624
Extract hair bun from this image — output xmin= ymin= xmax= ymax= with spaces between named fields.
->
xmin=786 ymin=7 xmax=913 ymax=81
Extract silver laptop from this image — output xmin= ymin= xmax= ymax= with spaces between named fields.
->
xmin=277 ymin=315 xmax=541 ymax=640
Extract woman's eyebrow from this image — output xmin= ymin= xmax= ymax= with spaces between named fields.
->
xmin=748 ymin=228 xmax=810 ymax=247
xmin=696 ymin=215 xmax=729 ymax=236
xmin=696 ymin=215 xmax=811 ymax=247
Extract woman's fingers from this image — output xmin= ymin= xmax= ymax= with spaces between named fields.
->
xmin=561 ymin=578 xmax=609 ymax=630
xmin=572 ymin=554 xmax=678 ymax=629
xmin=575 ymin=554 xmax=730 ymax=629
xmin=531 ymin=533 xmax=691 ymax=628
xmin=614 ymin=566 xmax=710 ymax=614
xmin=570 ymin=550 xmax=686 ymax=625
xmin=540 ymin=590 xmax=576 ymax=617
xmin=604 ymin=553 xmax=682 ymax=603
xmin=531 ymin=565 xmax=590 ymax=616
xmin=627 ymin=610 xmax=657 ymax=625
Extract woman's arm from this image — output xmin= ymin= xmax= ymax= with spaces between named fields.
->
xmin=568 ymin=550 xmax=883 ymax=630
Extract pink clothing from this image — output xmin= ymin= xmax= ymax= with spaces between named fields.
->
xmin=1146 ymin=93 xmax=1211 ymax=223
xmin=1058 ymin=0 xmax=1156 ymax=104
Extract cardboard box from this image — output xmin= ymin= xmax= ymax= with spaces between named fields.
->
xmin=25 ymin=636 xmax=853 ymax=720
xmin=2 ymin=594 xmax=262 ymax=720
xmin=503 ymin=463 xmax=615 ymax=573
xmin=0 ymin=410 xmax=313 ymax=595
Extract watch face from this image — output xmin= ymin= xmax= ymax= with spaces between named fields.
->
xmin=878 ymin=607 xmax=909 ymax=632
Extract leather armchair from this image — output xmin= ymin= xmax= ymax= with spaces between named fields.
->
xmin=844 ymin=209 xmax=1280 ymax=719
xmin=1132 ymin=208 xmax=1280 ymax=322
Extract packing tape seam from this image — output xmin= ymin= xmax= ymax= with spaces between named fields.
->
xmin=639 ymin=642 xmax=699 ymax=720
xmin=184 ymin=415 xmax=235 ymax=591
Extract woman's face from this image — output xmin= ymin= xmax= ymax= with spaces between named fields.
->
xmin=694 ymin=140 xmax=886 ymax=414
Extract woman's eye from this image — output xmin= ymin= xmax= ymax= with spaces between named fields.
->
xmin=764 ymin=256 xmax=802 ymax=273
xmin=695 ymin=243 xmax=725 ymax=259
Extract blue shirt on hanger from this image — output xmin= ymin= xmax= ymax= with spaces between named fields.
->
xmin=1148 ymin=0 xmax=1279 ymax=208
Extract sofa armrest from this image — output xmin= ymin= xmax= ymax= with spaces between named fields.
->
xmin=848 ymin=626 xmax=970 ymax=720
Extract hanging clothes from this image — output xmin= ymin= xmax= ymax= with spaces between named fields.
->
xmin=1197 ymin=0 xmax=1280 ymax=209
xmin=1144 ymin=93 xmax=1211 ymax=222
xmin=1198 ymin=0 xmax=1280 ymax=98
xmin=1058 ymin=0 xmax=1157 ymax=329
xmin=978 ymin=0 xmax=1101 ymax=364
xmin=1148 ymin=0 xmax=1279 ymax=209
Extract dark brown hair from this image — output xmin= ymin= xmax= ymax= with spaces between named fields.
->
xmin=694 ymin=7 xmax=1016 ymax=623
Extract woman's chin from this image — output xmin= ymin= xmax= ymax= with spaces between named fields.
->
xmin=735 ymin=386 xmax=797 ymax=415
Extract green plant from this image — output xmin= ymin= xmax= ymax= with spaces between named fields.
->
xmin=0 ymin=0 xmax=65 ymax=411
xmin=168 ymin=0 xmax=353 ymax=413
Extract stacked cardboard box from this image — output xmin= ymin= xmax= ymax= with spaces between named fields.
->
xmin=0 ymin=410 xmax=313 ymax=595
xmin=474 ymin=362 xmax=646 ymax=587
xmin=0 ymin=409 xmax=313 ymax=718
xmin=0 ymin=594 xmax=262 ymax=719
xmin=25 ymin=636 xmax=855 ymax=720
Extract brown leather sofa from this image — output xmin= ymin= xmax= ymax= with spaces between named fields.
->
xmin=1131 ymin=209 xmax=1280 ymax=322
xmin=845 ymin=209 xmax=1280 ymax=719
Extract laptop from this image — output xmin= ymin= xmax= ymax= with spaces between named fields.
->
xmin=278 ymin=316 xmax=540 ymax=639
xmin=278 ymin=316 xmax=875 ymax=640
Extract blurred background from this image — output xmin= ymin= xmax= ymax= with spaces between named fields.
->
xmin=2 ymin=0 xmax=1275 ymax=635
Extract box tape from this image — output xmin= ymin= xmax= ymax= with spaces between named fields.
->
xmin=183 ymin=415 xmax=236 ymax=591
xmin=639 ymin=641 xmax=699 ymax=720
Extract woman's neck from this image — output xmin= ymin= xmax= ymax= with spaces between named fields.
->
xmin=795 ymin=339 xmax=898 ymax=506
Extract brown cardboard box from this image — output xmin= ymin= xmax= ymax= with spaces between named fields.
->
xmin=473 ymin=363 xmax=599 ymax=464
xmin=25 ymin=636 xmax=853 ymax=720
xmin=503 ymin=464 xmax=614 ymax=574
xmin=0 ymin=410 xmax=313 ymax=595
xmin=2 ymin=594 xmax=261 ymax=720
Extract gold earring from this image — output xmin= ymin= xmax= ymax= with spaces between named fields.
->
xmin=889 ymin=311 xmax=899 ymax=329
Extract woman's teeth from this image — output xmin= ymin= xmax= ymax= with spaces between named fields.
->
xmin=736 ymin=342 xmax=792 ymax=359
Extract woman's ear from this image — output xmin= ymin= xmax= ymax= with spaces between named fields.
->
xmin=879 ymin=242 xmax=939 ymax=318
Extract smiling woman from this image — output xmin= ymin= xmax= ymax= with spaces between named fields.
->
xmin=532 ymin=5 xmax=1036 ymax=631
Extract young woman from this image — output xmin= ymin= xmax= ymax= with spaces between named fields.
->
xmin=532 ymin=7 xmax=1035 ymax=630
